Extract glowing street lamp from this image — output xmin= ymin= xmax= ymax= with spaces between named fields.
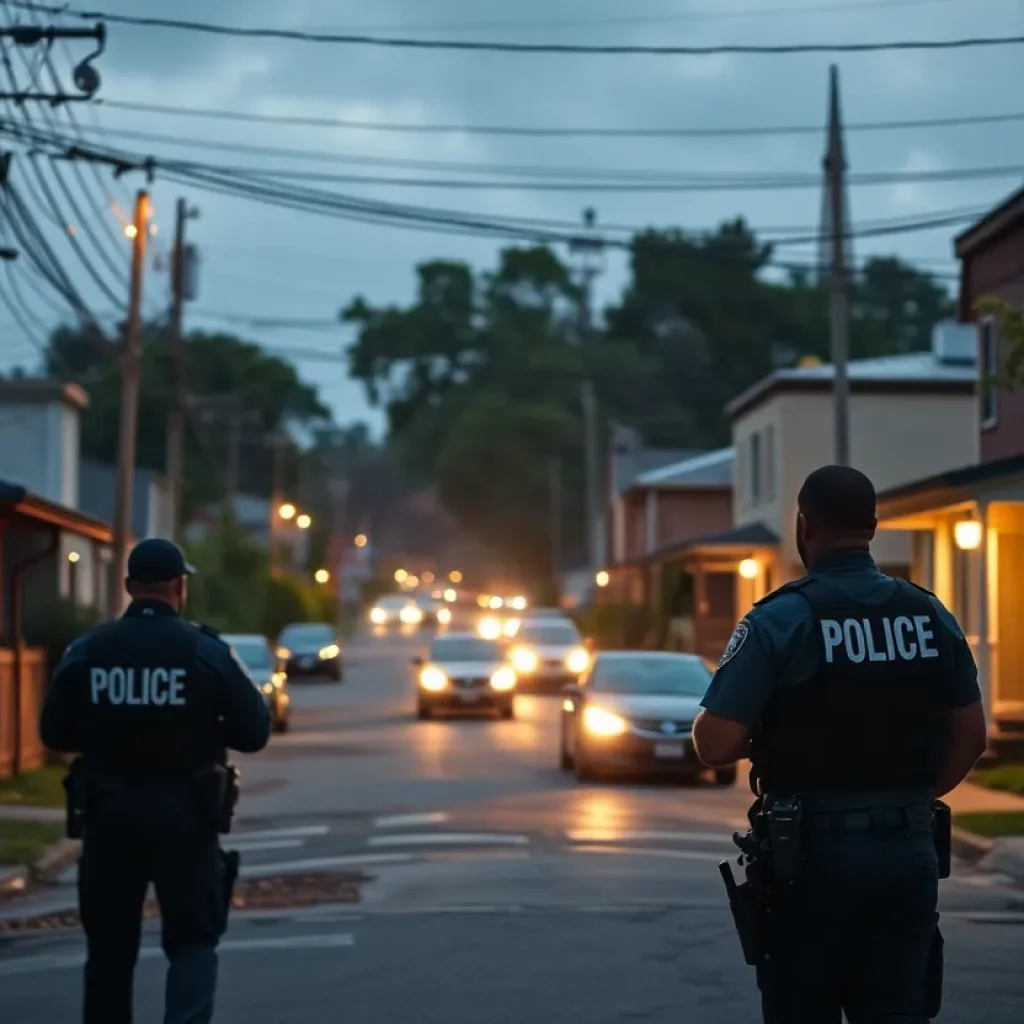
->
xmin=354 ymin=533 xmax=368 ymax=548
xmin=314 ymin=568 xmax=330 ymax=584
xmin=296 ymin=513 xmax=312 ymax=530
xmin=395 ymin=568 xmax=408 ymax=583
xmin=68 ymin=551 xmax=81 ymax=564
xmin=278 ymin=503 xmax=296 ymax=520
xmin=449 ymin=570 xmax=463 ymax=583
xmin=595 ymin=570 xmax=610 ymax=588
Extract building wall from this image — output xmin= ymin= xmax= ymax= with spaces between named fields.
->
xmin=734 ymin=389 xmax=979 ymax=581
xmin=622 ymin=488 xmax=733 ymax=561
xmin=0 ymin=404 xmax=63 ymax=503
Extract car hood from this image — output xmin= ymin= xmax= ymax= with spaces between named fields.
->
xmin=431 ymin=660 xmax=504 ymax=678
xmin=585 ymin=692 xmax=703 ymax=722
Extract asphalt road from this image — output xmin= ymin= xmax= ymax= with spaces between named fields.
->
xmin=2 ymin=626 xmax=1024 ymax=1022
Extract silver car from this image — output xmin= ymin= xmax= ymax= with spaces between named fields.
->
xmin=505 ymin=618 xmax=590 ymax=692
xmin=412 ymin=632 xmax=517 ymax=720
xmin=223 ymin=633 xmax=291 ymax=733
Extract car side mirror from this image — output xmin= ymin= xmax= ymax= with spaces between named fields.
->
xmin=411 ymin=655 xmax=423 ymax=666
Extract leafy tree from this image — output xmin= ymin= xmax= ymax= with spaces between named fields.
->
xmin=976 ymin=297 xmax=1024 ymax=387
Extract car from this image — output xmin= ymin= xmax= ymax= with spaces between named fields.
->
xmin=414 ymin=593 xmax=452 ymax=628
xmin=474 ymin=609 xmax=521 ymax=641
xmin=223 ymin=633 xmax=291 ymax=733
xmin=559 ymin=651 xmax=736 ymax=785
xmin=276 ymin=622 xmax=343 ymax=681
xmin=506 ymin=618 xmax=589 ymax=691
xmin=522 ymin=606 xmax=570 ymax=620
xmin=412 ymin=632 xmax=517 ymax=720
xmin=369 ymin=594 xmax=424 ymax=628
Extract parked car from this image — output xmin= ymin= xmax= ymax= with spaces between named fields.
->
xmin=506 ymin=617 xmax=588 ymax=691
xmin=412 ymin=632 xmax=517 ymax=720
xmin=369 ymin=594 xmax=423 ymax=628
xmin=559 ymin=651 xmax=735 ymax=785
xmin=223 ymin=632 xmax=291 ymax=733
xmin=276 ymin=622 xmax=343 ymax=681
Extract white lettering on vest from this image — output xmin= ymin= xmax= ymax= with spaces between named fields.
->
xmin=86 ymin=667 xmax=188 ymax=706
xmin=820 ymin=615 xmax=938 ymax=663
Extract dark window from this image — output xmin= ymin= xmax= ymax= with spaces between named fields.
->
xmin=590 ymin=655 xmax=712 ymax=696
xmin=430 ymin=637 xmax=502 ymax=661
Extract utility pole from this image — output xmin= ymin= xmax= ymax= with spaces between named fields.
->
xmin=569 ymin=207 xmax=606 ymax=574
xmin=268 ymin=431 xmax=285 ymax=577
xmin=225 ymin=400 xmax=242 ymax=506
xmin=166 ymin=198 xmax=198 ymax=543
xmin=823 ymin=65 xmax=852 ymax=466
xmin=108 ymin=189 xmax=149 ymax=618
xmin=548 ymin=456 xmax=562 ymax=582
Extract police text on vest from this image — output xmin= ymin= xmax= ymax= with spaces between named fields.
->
xmin=90 ymin=667 xmax=187 ymax=705
xmin=820 ymin=616 xmax=938 ymax=663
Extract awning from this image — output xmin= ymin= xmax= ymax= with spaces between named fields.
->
xmin=644 ymin=522 xmax=779 ymax=564
xmin=0 ymin=480 xmax=113 ymax=543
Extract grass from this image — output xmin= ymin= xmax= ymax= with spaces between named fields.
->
xmin=971 ymin=763 xmax=1024 ymax=797
xmin=954 ymin=811 xmax=1024 ymax=839
xmin=0 ymin=765 xmax=67 ymax=808
xmin=0 ymin=820 xmax=64 ymax=866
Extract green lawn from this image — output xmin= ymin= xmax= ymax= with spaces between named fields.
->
xmin=954 ymin=811 xmax=1024 ymax=838
xmin=971 ymin=763 xmax=1024 ymax=797
xmin=0 ymin=820 xmax=64 ymax=866
xmin=0 ymin=765 xmax=67 ymax=808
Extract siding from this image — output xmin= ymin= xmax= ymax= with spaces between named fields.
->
xmin=0 ymin=404 xmax=60 ymax=502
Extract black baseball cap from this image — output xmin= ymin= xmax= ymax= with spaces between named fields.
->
xmin=126 ymin=538 xmax=196 ymax=583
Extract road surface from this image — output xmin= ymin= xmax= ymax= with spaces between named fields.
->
xmin=2 ymin=628 xmax=1022 ymax=1022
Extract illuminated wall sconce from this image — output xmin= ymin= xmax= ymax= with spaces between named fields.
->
xmin=954 ymin=517 xmax=982 ymax=551
xmin=738 ymin=558 xmax=758 ymax=579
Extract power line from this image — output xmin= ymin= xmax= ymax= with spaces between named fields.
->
xmin=9 ymin=3 xmax=1024 ymax=55
xmin=95 ymin=98 xmax=1024 ymax=141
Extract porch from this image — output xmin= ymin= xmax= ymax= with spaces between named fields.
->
xmin=877 ymin=453 xmax=1024 ymax=750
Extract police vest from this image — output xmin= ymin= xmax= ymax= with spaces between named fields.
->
xmin=751 ymin=577 xmax=951 ymax=795
xmin=78 ymin=608 xmax=222 ymax=779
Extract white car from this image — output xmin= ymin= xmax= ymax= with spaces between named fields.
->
xmin=412 ymin=632 xmax=517 ymax=720
xmin=506 ymin=618 xmax=589 ymax=691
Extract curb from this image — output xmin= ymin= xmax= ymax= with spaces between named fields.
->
xmin=31 ymin=838 xmax=81 ymax=883
xmin=951 ymin=826 xmax=994 ymax=866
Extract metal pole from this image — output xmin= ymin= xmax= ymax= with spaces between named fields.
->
xmin=825 ymin=64 xmax=851 ymax=466
xmin=166 ymin=198 xmax=187 ymax=541
xmin=108 ymin=189 xmax=148 ymax=618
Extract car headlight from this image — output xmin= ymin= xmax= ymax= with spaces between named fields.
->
xmin=582 ymin=705 xmax=628 ymax=737
xmin=490 ymin=666 xmax=517 ymax=692
xmin=400 ymin=606 xmax=423 ymax=624
xmin=370 ymin=607 xmax=387 ymax=624
xmin=503 ymin=617 xmax=521 ymax=637
xmin=261 ymin=682 xmax=275 ymax=696
xmin=509 ymin=596 xmax=527 ymax=611
xmin=510 ymin=647 xmax=538 ymax=673
xmin=477 ymin=616 xmax=501 ymax=640
xmin=419 ymin=666 xmax=448 ymax=692
xmin=276 ymin=646 xmax=290 ymax=659
xmin=271 ymin=672 xmax=286 ymax=688
xmin=566 ymin=647 xmax=590 ymax=674
xmin=437 ymin=607 xmax=452 ymax=625
xmin=319 ymin=644 xmax=340 ymax=660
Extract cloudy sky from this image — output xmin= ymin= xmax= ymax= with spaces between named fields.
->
xmin=3 ymin=0 xmax=1023 ymax=433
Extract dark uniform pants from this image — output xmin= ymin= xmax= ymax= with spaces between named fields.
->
xmin=756 ymin=820 xmax=940 ymax=1023
xmin=77 ymin=782 xmax=226 ymax=1024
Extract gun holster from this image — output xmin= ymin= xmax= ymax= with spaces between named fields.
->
xmin=932 ymin=799 xmax=952 ymax=880
xmin=719 ymin=860 xmax=766 ymax=966
xmin=194 ymin=764 xmax=240 ymax=834
xmin=62 ymin=758 xmax=89 ymax=839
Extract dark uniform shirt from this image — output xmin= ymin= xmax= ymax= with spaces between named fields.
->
xmin=700 ymin=549 xmax=980 ymax=808
xmin=40 ymin=599 xmax=271 ymax=772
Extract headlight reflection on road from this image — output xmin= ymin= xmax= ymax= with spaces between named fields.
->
xmin=582 ymin=705 xmax=628 ymax=737
xmin=419 ymin=666 xmax=448 ymax=691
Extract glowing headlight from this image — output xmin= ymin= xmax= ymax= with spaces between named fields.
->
xmin=319 ymin=644 xmax=340 ymax=660
xmin=370 ymin=606 xmax=387 ymax=624
xmin=276 ymin=646 xmax=290 ymax=659
xmin=478 ymin=616 xmax=502 ymax=640
xmin=566 ymin=647 xmax=590 ymax=674
xmin=509 ymin=596 xmax=527 ymax=611
xmin=400 ymin=605 xmax=424 ymax=624
xmin=490 ymin=666 xmax=517 ymax=692
xmin=261 ymin=682 xmax=275 ymax=696
xmin=437 ymin=607 xmax=452 ymax=625
xmin=489 ymin=596 xmax=504 ymax=610
xmin=419 ymin=666 xmax=448 ymax=692
xmin=583 ymin=705 xmax=628 ymax=737
xmin=271 ymin=672 xmax=286 ymax=688
xmin=510 ymin=647 xmax=538 ymax=673
xmin=503 ymin=617 xmax=521 ymax=637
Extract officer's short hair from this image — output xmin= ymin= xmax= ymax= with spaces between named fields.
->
xmin=798 ymin=465 xmax=877 ymax=533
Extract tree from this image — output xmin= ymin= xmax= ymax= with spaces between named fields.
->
xmin=976 ymin=297 xmax=1024 ymax=387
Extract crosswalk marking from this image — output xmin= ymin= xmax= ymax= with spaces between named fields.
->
xmin=231 ymin=825 xmax=329 ymax=842
xmin=367 ymin=832 xmax=531 ymax=848
xmin=566 ymin=829 xmax=735 ymax=846
xmin=238 ymin=852 xmax=413 ymax=878
xmin=229 ymin=839 xmax=306 ymax=854
xmin=374 ymin=812 xmax=450 ymax=829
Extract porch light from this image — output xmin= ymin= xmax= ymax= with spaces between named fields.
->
xmin=954 ymin=518 xmax=982 ymax=551
xmin=738 ymin=558 xmax=758 ymax=579
xmin=67 ymin=551 xmax=81 ymax=564
xmin=595 ymin=570 xmax=610 ymax=587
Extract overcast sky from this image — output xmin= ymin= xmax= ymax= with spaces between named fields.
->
xmin=3 ymin=0 xmax=1023 ymax=434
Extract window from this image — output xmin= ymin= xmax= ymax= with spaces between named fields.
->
xmin=749 ymin=431 xmax=762 ymax=503
xmin=764 ymin=425 xmax=776 ymax=500
xmin=980 ymin=318 xmax=999 ymax=429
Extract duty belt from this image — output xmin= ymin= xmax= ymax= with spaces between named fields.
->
xmin=807 ymin=804 xmax=932 ymax=834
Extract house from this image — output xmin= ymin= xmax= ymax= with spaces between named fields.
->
xmin=876 ymin=186 xmax=1024 ymax=751
xmin=79 ymin=459 xmax=173 ymax=545
xmin=643 ymin=321 xmax=979 ymax=662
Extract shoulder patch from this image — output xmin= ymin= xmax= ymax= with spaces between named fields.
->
xmin=718 ymin=620 xmax=750 ymax=668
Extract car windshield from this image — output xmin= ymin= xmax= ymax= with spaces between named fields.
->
xmin=517 ymin=623 xmax=580 ymax=645
xmin=226 ymin=639 xmax=273 ymax=669
xmin=430 ymin=637 xmax=502 ymax=662
xmin=590 ymin=656 xmax=712 ymax=697
xmin=280 ymin=624 xmax=334 ymax=645
xmin=415 ymin=594 xmax=439 ymax=608
xmin=379 ymin=596 xmax=411 ymax=609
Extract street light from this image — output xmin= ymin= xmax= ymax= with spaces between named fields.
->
xmin=67 ymin=551 xmax=81 ymax=564
xmin=354 ymin=533 xmax=368 ymax=548
xmin=315 ymin=568 xmax=330 ymax=584
xmin=296 ymin=514 xmax=312 ymax=530
xmin=422 ymin=571 xmax=435 ymax=584
xmin=278 ymin=503 xmax=296 ymax=520
xmin=595 ymin=570 xmax=610 ymax=588
xmin=449 ymin=570 xmax=463 ymax=583
xmin=395 ymin=568 xmax=408 ymax=583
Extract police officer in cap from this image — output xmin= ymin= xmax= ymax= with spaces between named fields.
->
xmin=693 ymin=465 xmax=987 ymax=1022
xmin=40 ymin=537 xmax=271 ymax=1024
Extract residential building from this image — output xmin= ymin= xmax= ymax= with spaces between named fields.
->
xmin=79 ymin=459 xmax=173 ymax=544
xmin=876 ymin=189 xmax=1024 ymax=751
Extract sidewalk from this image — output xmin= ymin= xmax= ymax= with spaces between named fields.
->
xmin=0 ymin=804 xmax=78 ymax=900
xmin=945 ymin=779 xmax=1024 ymax=880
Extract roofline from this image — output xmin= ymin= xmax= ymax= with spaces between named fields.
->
xmin=726 ymin=374 xmax=976 ymax=422
xmin=954 ymin=183 xmax=1024 ymax=260
xmin=0 ymin=483 xmax=112 ymax=542
xmin=0 ymin=379 xmax=89 ymax=411
xmin=632 ymin=446 xmax=734 ymax=487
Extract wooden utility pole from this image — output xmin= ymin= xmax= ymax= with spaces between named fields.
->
xmin=548 ymin=456 xmax=562 ymax=579
xmin=824 ymin=65 xmax=851 ymax=466
xmin=108 ymin=189 xmax=149 ymax=618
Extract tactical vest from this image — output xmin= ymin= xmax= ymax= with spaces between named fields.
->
xmin=751 ymin=577 xmax=951 ymax=795
xmin=79 ymin=608 xmax=223 ymax=779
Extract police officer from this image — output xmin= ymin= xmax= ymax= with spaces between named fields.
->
xmin=693 ymin=465 xmax=987 ymax=1023
xmin=40 ymin=537 xmax=271 ymax=1024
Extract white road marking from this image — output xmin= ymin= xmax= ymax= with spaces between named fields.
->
xmin=570 ymin=844 xmax=726 ymax=863
xmin=367 ymin=832 xmax=530 ymax=848
xmin=0 ymin=934 xmax=354 ymax=978
xmin=943 ymin=911 xmax=1024 ymax=924
xmin=228 ymin=839 xmax=306 ymax=854
xmin=374 ymin=812 xmax=450 ymax=829
xmin=231 ymin=825 xmax=329 ymax=841
xmin=238 ymin=852 xmax=412 ymax=878
xmin=566 ymin=829 xmax=735 ymax=845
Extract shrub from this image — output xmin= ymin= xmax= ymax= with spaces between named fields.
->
xmin=23 ymin=598 xmax=103 ymax=675
xmin=574 ymin=601 xmax=656 ymax=651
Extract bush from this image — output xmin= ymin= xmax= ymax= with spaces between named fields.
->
xmin=574 ymin=601 xmax=656 ymax=651
xmin=23 ymin=598 xmax=103 ymax=675
xmin=261 ymin=574 xmax=317 ymax=640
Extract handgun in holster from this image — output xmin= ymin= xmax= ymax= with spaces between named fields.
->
xmin=62 ymin=758 xmax=89 ymax=840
